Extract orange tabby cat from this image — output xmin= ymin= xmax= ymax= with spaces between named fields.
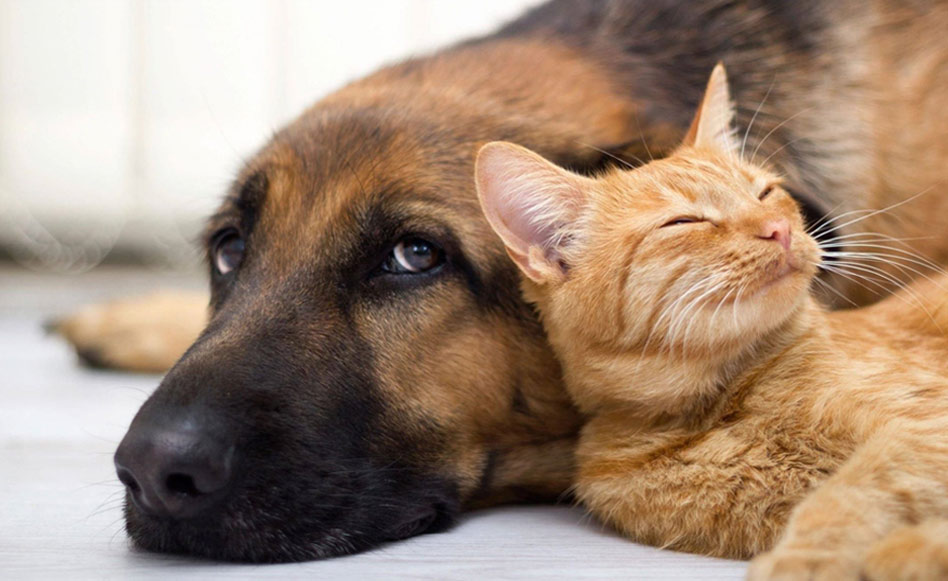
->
xmin=475 ymin=65 xmax=948 ymax=580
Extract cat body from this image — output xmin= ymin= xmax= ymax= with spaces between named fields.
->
xmin=578 ymin=287 xmax=948 ymax=559
xmin=476 ymin=65 xmax=948 ymax=579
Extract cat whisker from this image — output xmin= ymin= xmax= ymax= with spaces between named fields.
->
xmin=822 ymin=250 xmax=946 ymax=283
xmin=817 ymin=232 xmax=933 ymax=245
xmin=809 ymin=274 xmax=859 ymax=308
xmin=667 ymin=282 xmax=715 ymax=349
xmin=823 ymin=259 xmax=910 ymax=290
xmin=577 ymin=141 xmax=646 ymax=169
xmin=813 ymin=188 xmax=934 ymax=239
xmin=826 ymin=258 xmax=948 ymax=323
xmin=804 ymin=200 xmax=849 ymax=239
xmin=819 ymin=238 xmax=943 ymax=266
xmin=759 ymin=135 xmax=805 ymax=169
xmin=806 ymin=208 xmax=922 ymax=242
xmin=741 ymin=79 xmax=776 ymax=160
xmin=647 ymin=275 xmax=720 ymax=357
xmin=652 ymin=279 xmax=710 ymax=357
xmin=671 ymin=278 xmax=728 ymax=352
xmin=818 ymin=263 xmax=893 ymax=298
xmin=731 ymin=281 xmax=749 ymax=328
xmin=820 ymin=261 xmax=940 ymax=326
xmin=816 ymin=234 xmax=943 ymax=280
xmin=633 ymin=110 xmax=654 ymax=162
xmin=818 ymin=233 xmax=947 ymax=289
xmin=817 ymin=237 xmax=937 ymax=259
xmin=653 ymin=297 xmax=700 ymax=358
xmin=807 ymin=207 xmax=878 ymax=240
xmin=751 ymin=107 xmax=815 ymax=163
xmin=709 ymin=288 xmax=736 ymax=329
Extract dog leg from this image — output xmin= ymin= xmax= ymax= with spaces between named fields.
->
xmin=48 ymin=291 xmax=207 ymax=373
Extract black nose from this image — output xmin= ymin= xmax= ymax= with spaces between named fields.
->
xmin=114 ymin=415 xmax=235 ymax=520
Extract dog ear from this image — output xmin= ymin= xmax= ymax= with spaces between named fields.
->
xmin=476 ymin=141 xmax=591 ymax=284
xmin=681 ymin=63 xmax=739 ymax=154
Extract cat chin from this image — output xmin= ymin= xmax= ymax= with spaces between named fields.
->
xmin=720 ymin=272 xmax=811 ymax=337
xmin=755 ymin=268 xmax=805 ymax=299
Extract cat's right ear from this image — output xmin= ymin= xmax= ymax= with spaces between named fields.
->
xmin=681 ymin=63 xmax=739 ymax=154
xmin=475 ymin=141 xmax=590 ymax=284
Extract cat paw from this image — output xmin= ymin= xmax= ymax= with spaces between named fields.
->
xmin=862 ymin=521 xmax=948 ymax=581
xmin=747 ymin=549 xmax=859 ymax=581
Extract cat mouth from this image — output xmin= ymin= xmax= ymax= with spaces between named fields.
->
xmin=711 ymin=268 xmax=796 ymax=307
xmin=716 ymin=261 xmax=801 ymax=306
xmin=754 ymin=261 xmax=803 ymax=296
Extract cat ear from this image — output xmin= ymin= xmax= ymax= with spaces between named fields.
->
xmin=475 ymin=141 xmax=590 ymax=284
xmin=681 ymin=63 xmax=739 ymax=154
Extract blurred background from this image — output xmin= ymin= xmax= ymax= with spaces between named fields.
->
xmin=0 ymin=0 xmax=539 ymax=274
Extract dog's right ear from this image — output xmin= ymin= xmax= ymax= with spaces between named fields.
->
xmin=475 ymin=141 xmax=591 ymax=284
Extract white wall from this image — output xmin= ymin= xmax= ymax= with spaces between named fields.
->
xmin=0 ymin=0 xmax=540 ymax=271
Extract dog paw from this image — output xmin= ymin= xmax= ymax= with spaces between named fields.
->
xmin=862 ymin=521 xmax=948 ymax=581
xmin=747 ymin=548 xmax=859 ymax=581
xmin=48 ymin=291 xmax=207 ymax=373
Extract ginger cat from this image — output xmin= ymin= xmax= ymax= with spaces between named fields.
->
xmin=475 ymin=65 xmax=948 ymax=580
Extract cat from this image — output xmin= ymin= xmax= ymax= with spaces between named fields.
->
xmin=475 ymin=64 xmax=948 ymax=580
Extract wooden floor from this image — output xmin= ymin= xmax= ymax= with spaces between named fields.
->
xmin=0 ymin=266 xmax=747 ymax=579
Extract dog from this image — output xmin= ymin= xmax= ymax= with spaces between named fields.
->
xmin=53 ymin=0 xmax=948 ymax=563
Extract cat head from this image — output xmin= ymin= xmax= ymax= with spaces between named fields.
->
xmin=475 ymin=64 xmax=821 ymax=368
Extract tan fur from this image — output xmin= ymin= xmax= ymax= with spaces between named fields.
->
xmin=48 ymin=1 xmax=948 ymax=548
xmin=862 ymin=520 xmax=948 ymax=581
xmin=54 ymin=2 xmax=948 ymax=367
xmin=764 ymin=1 xmax=948 ymax=305
xmin=477 ymin=65 xmax=948 ymax=579
xmin=49 ymin=291 xmax=208 ymax=373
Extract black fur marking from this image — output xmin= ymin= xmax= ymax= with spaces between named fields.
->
xmin=76 ymin=346 xmax=108 ymax=369
xmin=338 ymin=195 xmax=530 ymax=320
xmin=204 ymin=171 xmax=270 ymax=310
xmin=119 ymin=0 xmax=850 ymax=564
xmin=782 ymin=184 xmax=828 ymax=234
xmin=468 ymin=450 xmax=500 ymax=504
xmin=511 ymin=378 xmax=532 ymax=417
xmin=122 ymin=298 xmax=460 ymax=562
xmin=235 ymin=171 xmax=268 ymax=241
xmin=342 ymin=198 xmax=465 ymax=296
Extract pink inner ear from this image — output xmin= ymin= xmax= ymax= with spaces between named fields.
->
xmin=478 ymin=145 xmax=573 ymax=251
xmin=496 ymin=187 xmax=565 ymax=255
xmin=477 ymin=141 xmax=588 ymax=283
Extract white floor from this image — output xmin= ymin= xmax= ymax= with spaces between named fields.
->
xmin=0 ymin=266 xmax=747 ymax=580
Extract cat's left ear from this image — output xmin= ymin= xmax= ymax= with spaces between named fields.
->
xmin=475 ymin=141 xmax=591 ymax=284
xmin=681 ymin=63 xmax=740 ymax=155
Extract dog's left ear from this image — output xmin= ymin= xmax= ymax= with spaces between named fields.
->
xmin=681 ymin=63 xmax=739 ymax=155
xmin=476 ymin=141 xmax=591 ymax=284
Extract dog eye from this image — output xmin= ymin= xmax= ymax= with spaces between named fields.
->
xmin=758 ymin=185 xmax=775 ymax=200
xmin=213 ymin=230 xmax=245 ymax=275
xmin=661 ymin=217 xmax=701 ymax=227
xmin=384 ymin=237 xmax=443 ymax=274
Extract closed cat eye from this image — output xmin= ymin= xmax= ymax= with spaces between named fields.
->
xmin=758 ymin=185 xmax=775 ymax=200
xmin=661 ymin=217 xmax=701 ymax=227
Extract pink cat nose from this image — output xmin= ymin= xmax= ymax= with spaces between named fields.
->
xmin=758 ymin=219 xmax=791 ymax=251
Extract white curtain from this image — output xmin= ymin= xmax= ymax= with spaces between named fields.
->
xmin=0 ymin=0 xmax=539 ymax=271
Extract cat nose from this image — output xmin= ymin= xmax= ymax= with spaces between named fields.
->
xmin=758 ymin=219 xmax=791 ymax=251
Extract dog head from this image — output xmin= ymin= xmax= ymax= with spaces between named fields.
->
xmin=114 ymin=39 xmax=645 ymax=561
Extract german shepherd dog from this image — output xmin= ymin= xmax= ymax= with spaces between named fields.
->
xmin=55 ymin=0 xmax=948 ymax=564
